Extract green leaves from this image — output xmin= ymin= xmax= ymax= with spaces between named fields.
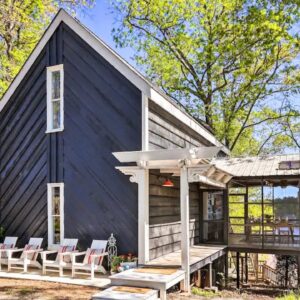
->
xmin=111 ymin=0 xmax=300 ymax=155
xmin=0 ymin=0 xmax=95 ymax=99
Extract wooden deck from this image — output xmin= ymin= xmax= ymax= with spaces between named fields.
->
xmin=146 ymin=244 xmax=227 ymax=273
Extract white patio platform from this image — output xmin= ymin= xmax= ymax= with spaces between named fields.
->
xmin=146 ymin=244 xmax=227 ymax=273
xmin=0 ymin=268 xmax=110 ymax=288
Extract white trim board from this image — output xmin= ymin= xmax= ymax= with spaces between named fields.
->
xmin=0 ymin=9 xmax=228 ymax=153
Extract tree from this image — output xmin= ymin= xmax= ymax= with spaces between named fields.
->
xmin=276 ymin=255 xmax=298 ymax=288
xmin=0 ymin=0 xmax=94 ymax=98
xmin=111 ymin=0 xmax=300 ymax=155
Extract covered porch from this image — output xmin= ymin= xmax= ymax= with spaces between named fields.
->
xmin=215 ymin=155 xmax=300 ymax=252
xmin=113 ymin=147 xmax=232 ymax=291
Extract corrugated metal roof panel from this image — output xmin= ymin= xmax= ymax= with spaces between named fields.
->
xmin=214 ymin=154 xmax=300 ymax=177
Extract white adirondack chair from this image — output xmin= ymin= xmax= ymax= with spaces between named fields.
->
xmin=41 ymin=239 xmax=78 ymax=276
xmin=71 ymin=240 xmax=108 ymax=279
xmin=0 ymin=236 xmax=18 ymax=271
xmin=7 ymin=237 xmax=43 ymax=272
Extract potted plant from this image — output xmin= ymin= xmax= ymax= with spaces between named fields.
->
xmin=110 ymin=253 xmax=137 ymax=274
xmin=120 ymin=253 xmax=137 ymax=269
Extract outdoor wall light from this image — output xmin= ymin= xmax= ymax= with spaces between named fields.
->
xmin=162 ymin=178 xmax=174 ymax=187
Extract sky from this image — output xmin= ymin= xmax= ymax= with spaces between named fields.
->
xmin=77 ymin=1 xmax=135 ymax=65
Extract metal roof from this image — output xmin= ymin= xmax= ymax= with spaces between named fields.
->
xmin=214 ymin=154 xmax=300 ymax=177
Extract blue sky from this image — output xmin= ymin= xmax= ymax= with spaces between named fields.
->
xmin=78 ymin=1 xmax=135 ymax=64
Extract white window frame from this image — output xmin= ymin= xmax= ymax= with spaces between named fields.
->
xmin=47 ymin=183 xmax=64 ymax=247
xmin=46 ymin=64 xmax=64 ymax=133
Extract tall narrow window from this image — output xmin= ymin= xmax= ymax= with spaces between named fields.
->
xmin=47 ymin=183 xmax=64 ymax=246
xmin=47 ymin=65 xmax=64 ymax=132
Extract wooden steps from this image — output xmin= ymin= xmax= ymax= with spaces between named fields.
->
xmin=93 ymin=286 xmax=159 ymax=300
xmin=93 ymin=267 xmax=185 ymax=300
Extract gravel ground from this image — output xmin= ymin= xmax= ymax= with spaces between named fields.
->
xmin=0 ymin=278 xmax=286 ymax=299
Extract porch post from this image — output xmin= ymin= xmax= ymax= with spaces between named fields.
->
xmin=137 ymin=169 xmax=149 ymax=264
xmin=208 ymin=263 xmax=213 ymax=288
xmin=180 ymin=166 xmax=190 ymax=292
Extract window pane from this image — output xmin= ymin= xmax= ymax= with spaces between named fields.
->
xmin=52 ymin=101 xmax=61 ymax=129
xmin=53 ymin=216 xmax=60 ymax=244
xmin=52 ymin=187 xmax=60 ymax=215
xmin=52 ymin=71 xmax=60 ymax=99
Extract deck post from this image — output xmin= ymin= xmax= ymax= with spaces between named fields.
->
xmin=138 ymin=169 xmax=149 ymax=265
xmin=224 ymin=252 xmax=228 ymax=287
xmin=236 ymin=252 xmax=240 ymax=289
xmin=208 ymin=263 xmax=213 ymax=288
xmin=180 ymin=165 xmax=190 ymax=292
xmin=297 ymin=255 xmax=300 ymax=287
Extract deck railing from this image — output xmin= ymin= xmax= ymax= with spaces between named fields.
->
xmin=228 ymin=219 xmax=300 ymax=250
xmin=262 ymin=264 xmax=278 ymax=285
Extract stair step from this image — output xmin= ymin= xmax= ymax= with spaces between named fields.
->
xmin=93 ymin=286 xmax=159 ymax=300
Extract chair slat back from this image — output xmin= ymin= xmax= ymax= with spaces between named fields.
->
xmin=91 ymin=240 xmax=107 ymax=250
xmin=62 ymin=239 xmax=78 ymax=248
xmin=3 ymin=237 xmax=18 ymax=247
xmin=28 ymin=238 xmax=43 ymax=248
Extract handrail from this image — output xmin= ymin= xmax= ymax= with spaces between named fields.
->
xmin=262 ymin=264 xmax=278 ymax=285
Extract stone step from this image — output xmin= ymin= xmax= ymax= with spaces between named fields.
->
xmin=93 ymin=286 xmax=159 ymax=300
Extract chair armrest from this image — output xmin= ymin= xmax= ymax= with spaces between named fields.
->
xmin=91 ymin=252 xmax=108 ymax=258
xmin=40 ymin=250 xmax=58 ymax=261
xmin=90 ymin=252 xmax=108 ymax=264
xmin=71 ymin=251 xmax=87 ymax=264
xmin=0 ymin=247 xmax=18 ymax=252
xmin=71 ymin=251 xmax=86 ymax=257
xmin=6 ymin=248 xmax=24 ymax=259
xmin=58 ymin=250 xmax=78 ymax=263
xmin=59 ymin=251 xmax=78 ymax=256
xmin=24 ymin=248 xmax=43 ymax=254
xmin=7 ymin=248 xmax=24 ymax=253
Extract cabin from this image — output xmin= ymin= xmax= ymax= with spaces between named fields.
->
xmin=1 ymin=9 xmax=299 ymax=292
xmin=0 ymin=8 xmax=227 ymax=278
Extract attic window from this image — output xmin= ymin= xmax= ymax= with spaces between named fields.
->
xmin=46 ymin=65 xmax=64 ymax=133
xmin=278 ymin=160 xmax=300 ymax=170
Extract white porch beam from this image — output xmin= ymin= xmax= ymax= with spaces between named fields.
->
xmin=116 ymin=167 xmax=149 ymax=264
xmin=113 ymin=147 xmax=221 ymax=164
xmin=180 ymin=166 xmax=190 ymax=292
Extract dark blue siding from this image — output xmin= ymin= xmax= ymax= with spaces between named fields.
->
xmin=0 ymin=50 xmax=48 ymax=246
xmin=0 ymin=23 xmax=141 ymax=254
xmin=62 ymin=24 xmax=141 ymax=253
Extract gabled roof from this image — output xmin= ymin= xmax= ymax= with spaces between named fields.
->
xmin=214 ymin=154 xmax=300 ymax=177
xmin=0 ymin=9 xmax=228 ymax=153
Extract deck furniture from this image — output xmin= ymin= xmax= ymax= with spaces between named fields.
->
xmin=246 ymin=221 xmax=296 ymax=244
xmin=41 ymin=238 xmax=78 ymax=276
xmin=71 ymin=240 xmax=108 ymax=279
xmin=93 ymin=286 xmax=159 ymax=300
xmin=0 ymin=237 xmax=18 ymax=271
xmin=7 ymin=238 xmax=43 ymax=272
xmin=110 ymin=268 xmax=185 ymax=300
